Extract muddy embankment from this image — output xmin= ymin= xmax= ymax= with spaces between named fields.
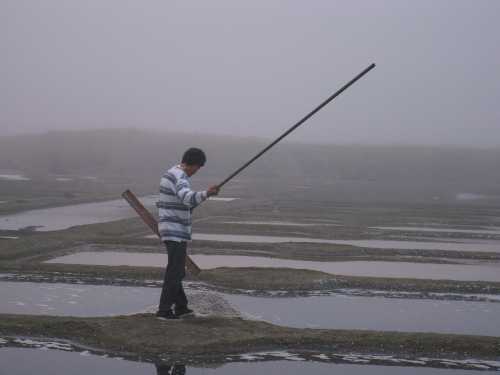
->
xmin=1 ymin=314 xmax=500 ymax=361
xmin=3 ymin=264 xmax=500 ymax=296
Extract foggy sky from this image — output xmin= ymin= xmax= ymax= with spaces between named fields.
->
xmin=2 ymin=0 xmax=500 ymax=147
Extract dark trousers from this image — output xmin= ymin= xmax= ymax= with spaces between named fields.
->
xmin=158 ymin=241 xmax=188 ymax=312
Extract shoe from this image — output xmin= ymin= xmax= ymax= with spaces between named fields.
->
xmin=156 ymin=310 xmax=179 ymax=320
xmin=175 ymin=307 xmax=194 ymax=317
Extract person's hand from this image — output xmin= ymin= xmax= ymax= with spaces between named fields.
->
xmin=207 ymin=185 xmax=220 ymax=197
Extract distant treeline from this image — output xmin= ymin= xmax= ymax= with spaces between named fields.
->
xmin=1 ymin=129 xmax=499 ymax=192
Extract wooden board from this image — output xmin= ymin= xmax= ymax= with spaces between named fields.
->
xmin=122 ymin=189 xmax=201 ymax=276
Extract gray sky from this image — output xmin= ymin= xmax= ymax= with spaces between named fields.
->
xmin=2 ymin=0 xmax=499 ymax=146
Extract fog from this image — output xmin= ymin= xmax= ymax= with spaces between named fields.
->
xmin=1 ymin=129 xmax=499 ymax=206
xmin=2 ymin=0 xmax=500 ymax=147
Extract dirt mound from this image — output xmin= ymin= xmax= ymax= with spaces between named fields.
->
xmin=140 ymin=291 xmax=241 ymax=318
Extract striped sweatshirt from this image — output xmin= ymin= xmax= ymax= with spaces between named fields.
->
xmin=157 ymin=165 xmax=208 ymax=242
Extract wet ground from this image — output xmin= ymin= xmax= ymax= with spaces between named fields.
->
xmin=2 ymin=191 xmax=500 ymax=372
xmin=45 ymin=252 xmax=500 ymax=282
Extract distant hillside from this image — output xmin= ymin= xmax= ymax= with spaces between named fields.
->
xmin=1 ymin=129 xmax=499 ymax=203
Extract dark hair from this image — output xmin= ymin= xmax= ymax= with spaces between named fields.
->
xmin=182 ymin=147 xmax=206 ymax=166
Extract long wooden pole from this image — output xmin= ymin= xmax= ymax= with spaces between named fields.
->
xmin=122 ymin=64 xmax=375 ymax=273
xmin=217 ymin=63 xmax=376 ymax=188
xmin=122 ymin=189 xmax=201 ymax=275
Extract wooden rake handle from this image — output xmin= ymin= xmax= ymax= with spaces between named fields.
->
xmin=122 ymin=189 xmax=201 ymax=276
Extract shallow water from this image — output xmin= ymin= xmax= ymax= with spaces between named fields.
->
xmin=456 ymin=193 xmax=489 ymax=201
xmin=46 ymin=252 xmax=500 ymax=282
xmin=0 ymin=281 xmax=158 ymax=316
xmin=371 ymin=226 xmax=500 ymax=235
xmin=0 ymin=195 xmax=157 ymax=231
xmin=0 ymin=281 xmax=237 ymax=318
xmin=1 ymin=281 xmax=500 ymax=336
xmin=0 ymin=173 xmax=30 ymax=181
xmin=0 ymin=196 xmax=239 ymax=231
xmin=225 ymin=293 xmax=500 ymax=336
xmin=192 ymin=233 xmax=500 ymax=253
xmin=222 ymin=220 xmax=325 ymax=226
xmin=0 ymin=348 xmax=488 ymax=374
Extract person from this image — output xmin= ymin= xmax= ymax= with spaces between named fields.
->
xmin=156 ymin=147 xmax=219 ymax=319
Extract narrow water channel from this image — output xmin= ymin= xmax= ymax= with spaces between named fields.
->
xmin=46 ymin=252 xmax=500 ymax=282
xmin=224 ymin=293 xmax=500 ymax=336
xmin=1 ymin=281 xmax=500 ymax=336
xmin=0 ymin=348 xmax=490 ymax=374
xmin=192 ymin=233 xmax=500 ymax=253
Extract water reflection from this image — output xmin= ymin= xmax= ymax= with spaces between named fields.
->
xmin=155 ymin=364 xmax=186 ymax=375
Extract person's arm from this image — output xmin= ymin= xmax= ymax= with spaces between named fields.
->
xmin=175 ymin=178 xmax=219 ymax=209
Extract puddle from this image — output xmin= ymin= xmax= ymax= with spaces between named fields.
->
xmin=0 ymin=195 xmax=158 ymax=231
xmin=0 ymin=196 xmax=238 ymax=231
xmin=335 ymin=289 xmax=500 ymax=303
xmin=0 ymin=281 xmax=158 ymax=316
xmin=224 ymin=293 xmax=500 ymax=336
xmin=0 ymin=174 xmax=30 ymax=181
xmin=208 ymin=197 xmax=239 ymax=202
xmin=192 ymin=233 xmax=500 ymax=253
xmin=0 ymin=281 xmax=237 ymax=318
xmin=46 ymin=252 xmax=500 ymax=282
xmin=0 ymin=236 xmax=19 ymax=240
xmin=0 ymin=347 xmax=495 ymax=374
xmin=456 ymin=193 xmax=490 ymax=201
xmin=221 ymin=221 xmax=329 ymax=227
xmin=55 ymin=177 xmax=74 ymax=182
xmin=0 ymin=348 xmax=151 ymax=374
xmin=371 ymin=226 xmax=500 ymax=235
xmin=3 ymin=273 xmax=500 ymax=303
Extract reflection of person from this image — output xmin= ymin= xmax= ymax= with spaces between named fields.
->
xmin=156 ymin=148 xmax=219 ymax=319
xmin=155 ymin=363 xmax=186 ymax=375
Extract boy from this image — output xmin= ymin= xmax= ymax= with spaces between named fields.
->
xmin=156 ymin=148 xmax=219 ymax=319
